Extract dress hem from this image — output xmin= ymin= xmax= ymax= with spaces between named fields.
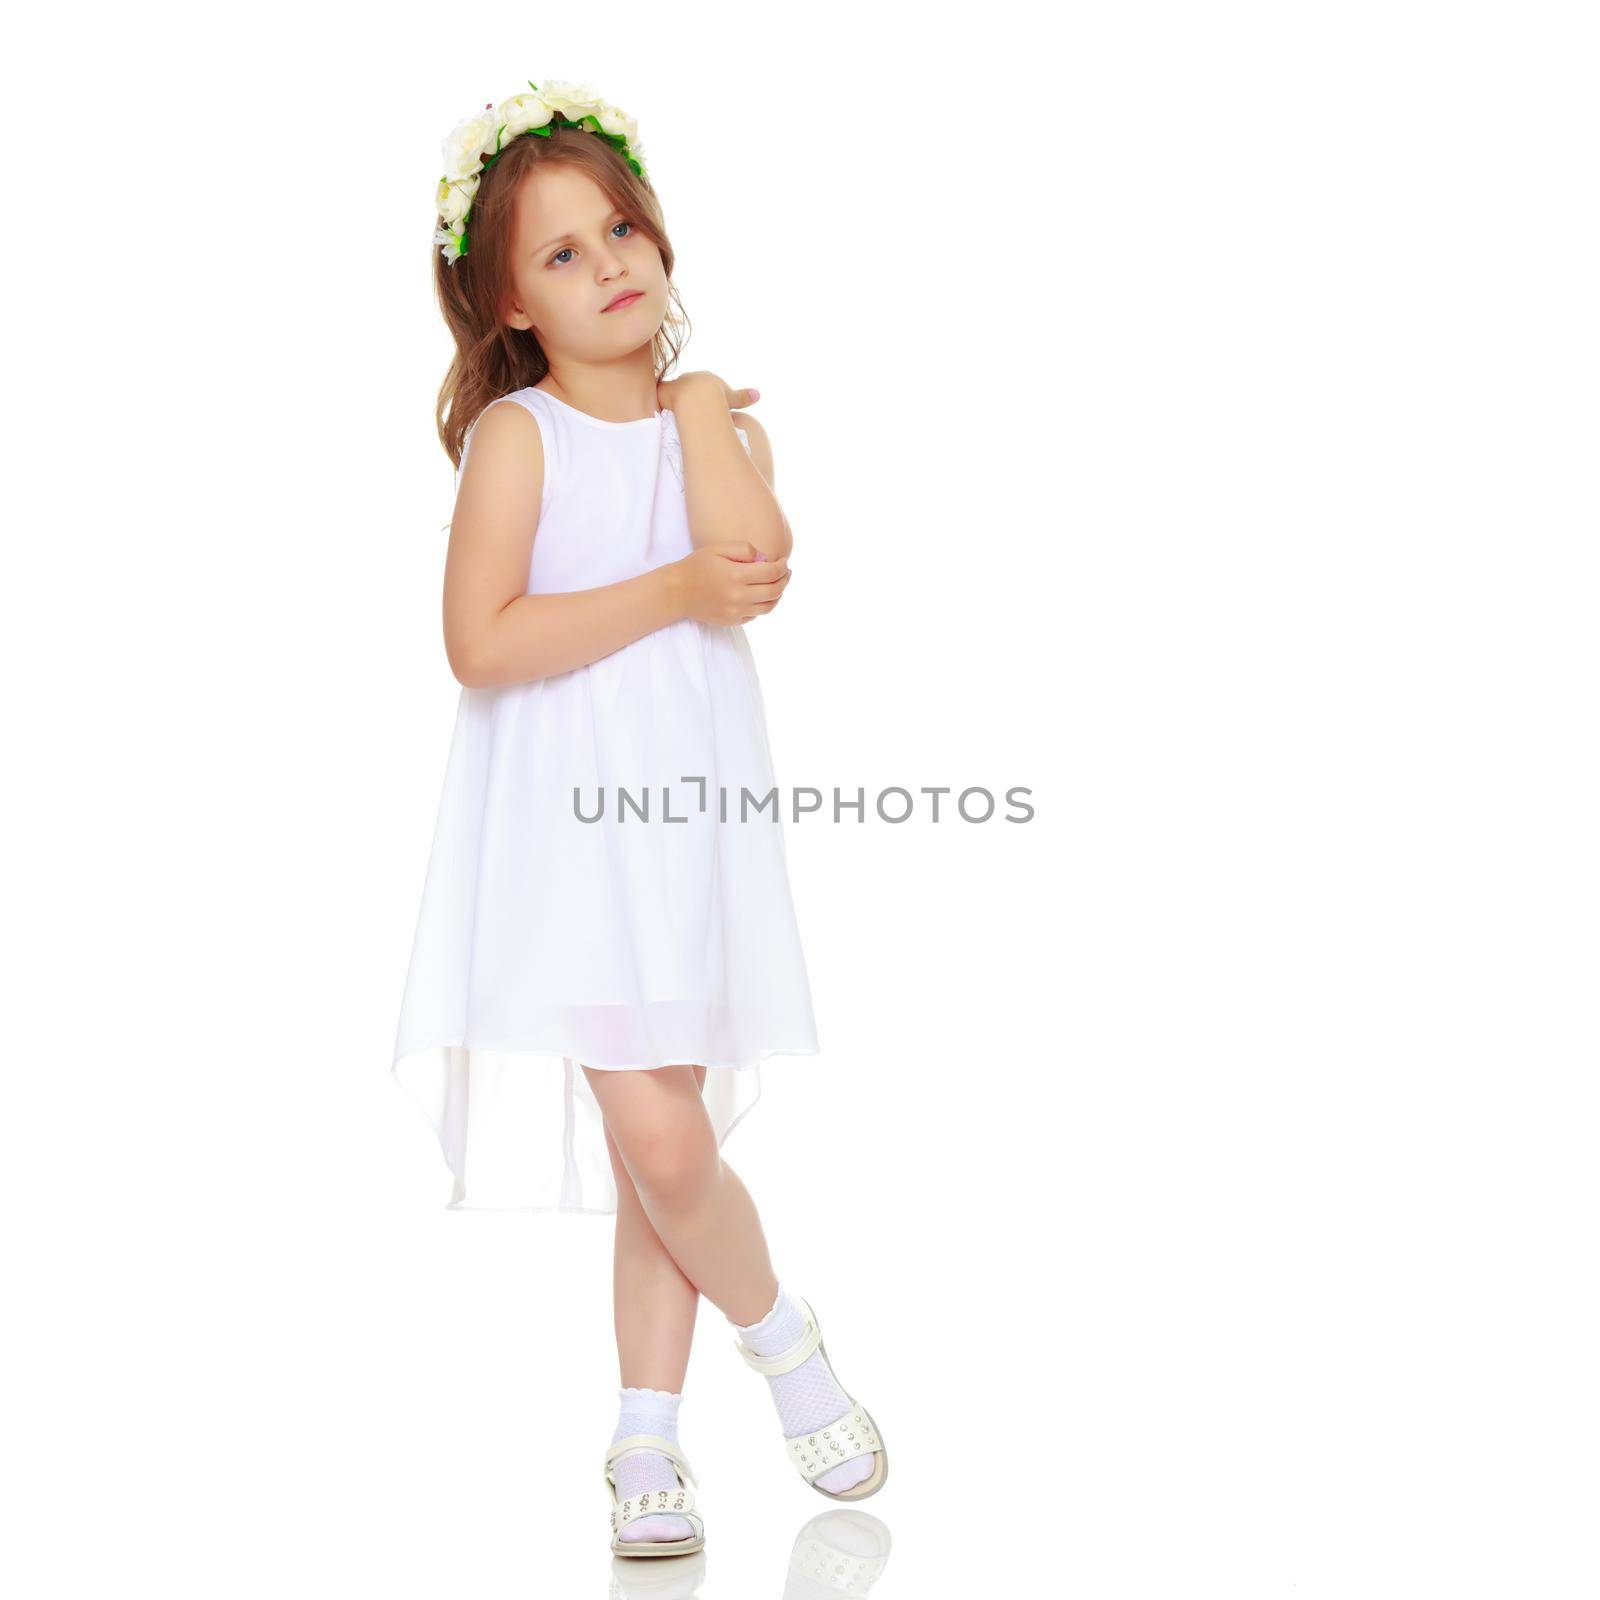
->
xmin=389 ymin=1040 xmax=821 ymax=1214
xmin=390 ymin=1041 xmax=821 ymax=1073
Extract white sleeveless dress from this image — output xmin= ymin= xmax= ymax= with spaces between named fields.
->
xmin=391 ymin=385 xmax=820 ymax=1212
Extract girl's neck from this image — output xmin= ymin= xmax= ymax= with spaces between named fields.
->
xmin=535 ymin=359 xmax=658 ymax=425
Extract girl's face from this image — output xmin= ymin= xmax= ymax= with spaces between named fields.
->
xmin=500 ymin=163 xmax=667 ymax=360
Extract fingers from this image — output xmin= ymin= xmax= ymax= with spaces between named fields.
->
xmin=737 ymin=587 xmax=785 ymax=622
xmin=712 ymin=541 xmax=783 ymax=568
xmin=740 ymin=561 xmax=790 ymax=586
xmin=714 ymin=546 xmax=788 ymax=578
xmin=744 ymin=578 xmax=791 ymax=612
xmin=732 ymin=568 xmax=789 ymax=624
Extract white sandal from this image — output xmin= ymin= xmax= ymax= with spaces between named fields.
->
xmin=603 ymin=1433 xmax=706 ymax=1557
xmin=733 ymin=1295 xmax=889 ymax=1500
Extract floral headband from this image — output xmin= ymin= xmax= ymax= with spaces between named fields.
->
xmin=432 ymin=79 xmax=649 ymax=265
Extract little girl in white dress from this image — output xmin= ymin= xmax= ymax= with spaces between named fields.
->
xmin=395 ymin=80 xmax=888 ymax=1556
xmin=392 ymin=376 xmax=820 ymax=1214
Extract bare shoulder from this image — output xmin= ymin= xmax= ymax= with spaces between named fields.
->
xmin=461 ymin=394 xmax=545 ymax=485
xmin=729 ymin=408 xmax=776 ymax=489
xmin=450 ymin=396 xmax=545 ymax=554
xmin=452 ymin=397 xmax=545 ymax=533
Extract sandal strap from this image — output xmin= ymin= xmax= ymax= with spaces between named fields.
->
xmin=603 ymin=1434 xmax=703 ymax=1535
xmin=609 ymin=1483 xmax=700 ymax=1535
xmin=784 ymin=1402 xmax=881 ymax=1482
xmin=603 ymin=1432 xmax=699 ymax=1489
xmin=732 ymin=1294 xmax=823 ymax=1376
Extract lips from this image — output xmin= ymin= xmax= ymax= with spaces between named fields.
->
xmin=602 ymin=290 xmax=644 ymax=312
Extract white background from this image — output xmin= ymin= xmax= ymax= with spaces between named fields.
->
xmin=4 ymin=3 xmax=1595 ymax=1595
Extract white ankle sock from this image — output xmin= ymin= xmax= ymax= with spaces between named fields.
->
xmin=609 ymin=1386 xmax=696 ymax=1544
xmin=730 ymin=1285 xmax=876 ymax=1495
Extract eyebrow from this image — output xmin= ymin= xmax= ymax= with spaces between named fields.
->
xmin=532 ymin=210 xmax=626 ymax=257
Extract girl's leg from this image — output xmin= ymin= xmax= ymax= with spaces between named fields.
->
xmin=583 ymin=1063 xmax=779 ymax=1325
xmin=597 ymin=1075 xmax=705 ymax=1545
xmin=600 ymin=1110 xmax=699 ymax=1389
xmin=587 ymin=1062 xmax=882 ymax=1499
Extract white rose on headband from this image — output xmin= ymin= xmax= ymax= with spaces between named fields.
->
xmin=441 ymin=109 xmax=500 ymax=182
xmin=536 ymin=79 xmax=606 ymax=121
xmin=595 ymin=102 xmax=639 ymax=142
xmin=498 ymin=92 xmax=554 ymax=140
xmin=434 ymin=173 xmax=478 ymax=226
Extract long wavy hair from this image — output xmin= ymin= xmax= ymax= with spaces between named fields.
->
xmin=432 ymin=124 xmax=690 ymax=470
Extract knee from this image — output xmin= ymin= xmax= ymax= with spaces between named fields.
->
xmin=620 ymin=1122 xmax=719 ymax=1208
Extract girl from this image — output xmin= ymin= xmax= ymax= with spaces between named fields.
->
xmin=391 ymin=80 xmax=888 ymax=1557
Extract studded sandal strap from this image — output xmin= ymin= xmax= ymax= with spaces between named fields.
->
xmin=609 ymin=1482 xmax=700 ymax=1534
xmin=785 ymin=1402 xmax=881 ymax=1482
xmin=732 ymin=1294 xmax=824 ymax=1376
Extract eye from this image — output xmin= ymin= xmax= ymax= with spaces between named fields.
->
xmin=549 ymin=221 xmax=635 ymax=267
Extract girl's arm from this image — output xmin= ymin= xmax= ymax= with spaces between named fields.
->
xmin=442 ymin=401 xmax=685 ymax=688
xmin=669 ymin=376 xmax=795 ymax=562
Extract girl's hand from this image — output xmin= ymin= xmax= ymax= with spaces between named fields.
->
xmin=657 ymin=372 xmax=760 ymax=413
xmin=671 ymin=542 xmax=790 ymax=625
